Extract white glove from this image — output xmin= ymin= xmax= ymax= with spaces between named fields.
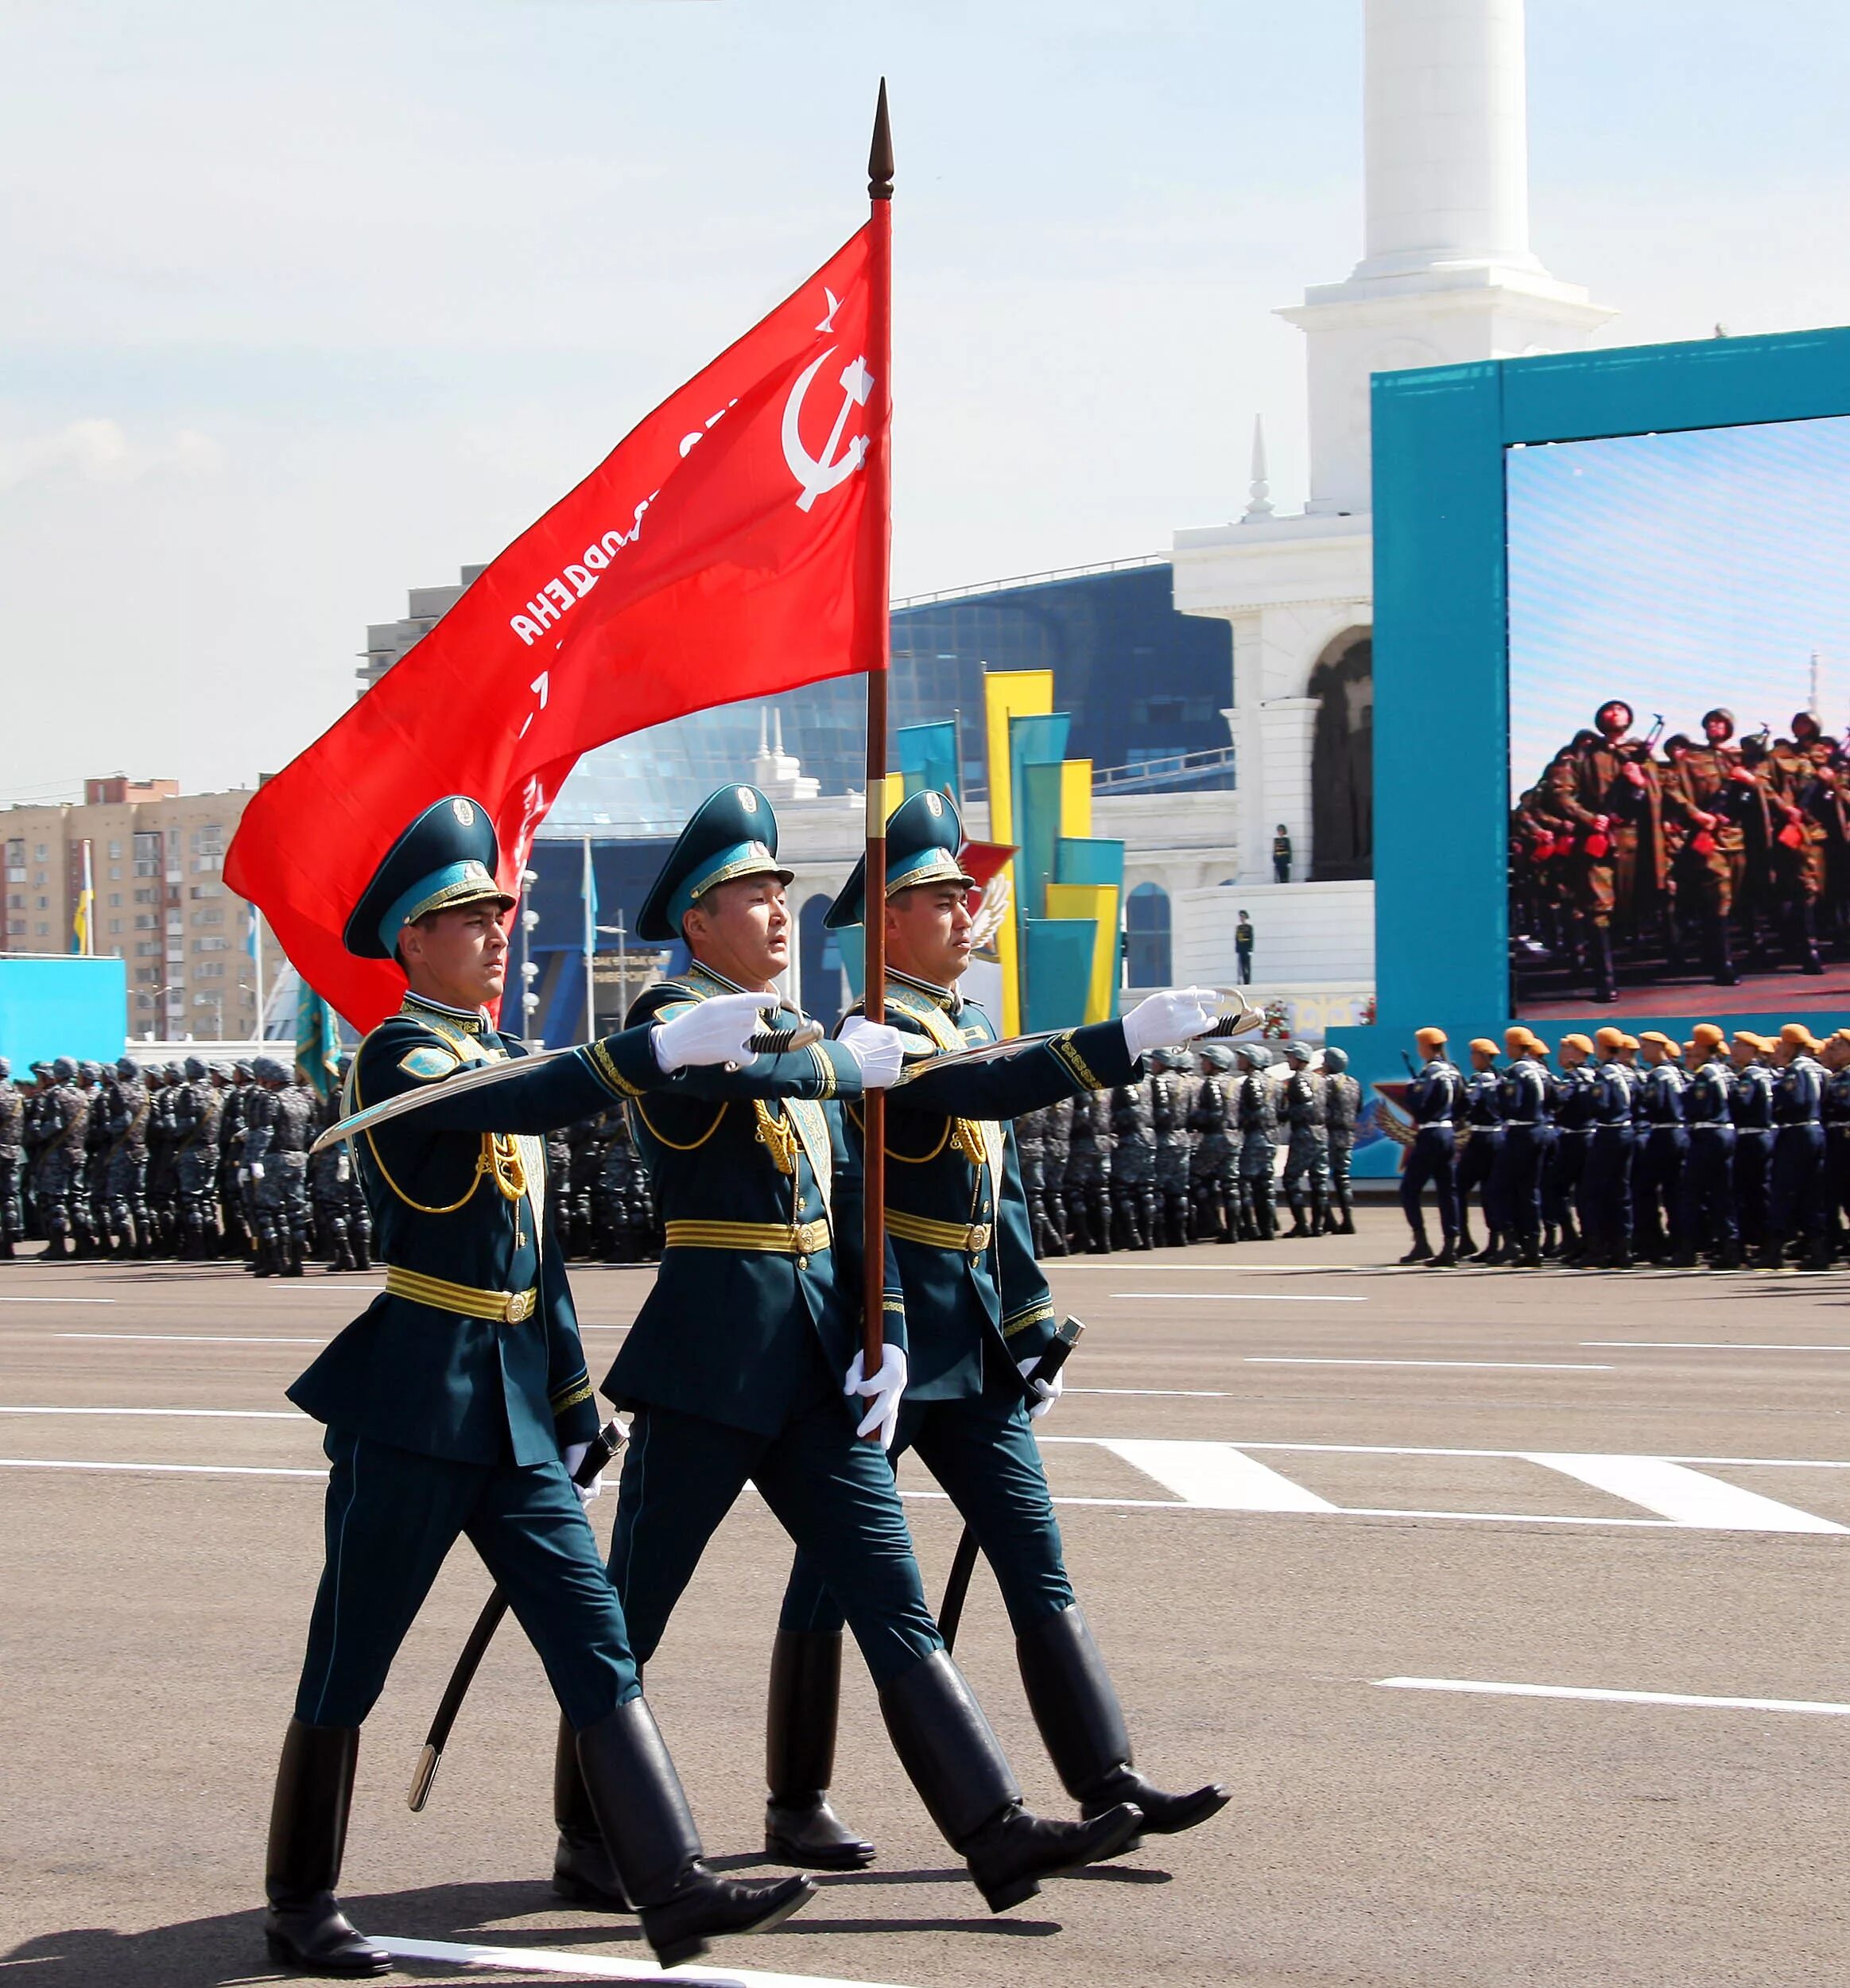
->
xmin=844 ymin=1342 xmax=909 ymax=1448
xmin=1016 ymin=1356 xmax=1064 ymax=1422
xmin=1121 ymin=987 xmax=1220 ymax=1058
xmin=837 ymin=1015 xmax=906 ymax=1090
xmin=650 ymin=992 xmax=771 ymax=1073
xmin=562 ymin=1439 xmax=603 ymax=1507
xmin=247 ymin=1162 xmax=264 ymax=1183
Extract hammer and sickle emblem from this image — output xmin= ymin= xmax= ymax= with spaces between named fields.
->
xmin=781 ymin=346 xmax=874 ymax=513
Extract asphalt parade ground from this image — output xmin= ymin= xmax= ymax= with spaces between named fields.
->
xmin=4 ymin=1210 xmax=1848 ymax=1988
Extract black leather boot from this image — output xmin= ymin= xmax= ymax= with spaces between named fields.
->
xmin=550 ymin=1715 xmax=631 ymax=1910
xmin=1428 ymin=1235 xmax=1460 ymax=1268
xmin=1286 ymin=1194 xmax=1310 ymax=1239
xmin=1335 ymin=1192 xmax=1356 ymax=1235
xmin=1398 ymin=1220 xmax=1432 ymax=1264
xmin=878 ymin=1648 xmax=1141 ymax=1913
xmin=351 ymin=1230 xmax=372 ymax=1272
xmin=1016 ymin=1606 xmax=1228 ymax=1844
xmin=576 ymin=1698 xmax=813 ymax=1969
xmin=263 ymin=1720 xmax=390 ymax=1977
xmin=764 ymin=1629 xmax=875 ymax=1870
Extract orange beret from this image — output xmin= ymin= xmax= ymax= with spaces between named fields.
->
xmin=1468 ymin=1038 xmax=1499 ymax=1056
xmin=1561 ymin=1033 xmax=1594 ymax=1054
xmin=1415 ymin=1027 xmax=1447 ymax=1046
xmin=1692 ymin=1023 xmax=1726 ymax=1047
xmin=1594 ymin=1027 xmax=1627 ymax=1053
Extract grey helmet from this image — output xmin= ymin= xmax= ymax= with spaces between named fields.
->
xmin=114 ymin=1056 xmax=138 ymax=1080
xmin=251 ymin=1055 xmax=289 ymax=1085
xmin=1198 ymin=1043 xmax=1235 ymax=1071
xmin=77 ymin=1061 xmax=101 ymax=1083
xmin=0 ymin=1057 xmax=9 ymax=1081
xmin=52 ymin=1056 xmax=77 ymax=1082
xmin=1283 ymin=1041 xmax=1313 ymax=1066
xmin=1321 ymin=1045 xmax=1349 ymax=1074
xmin=234 ymin=1059 xmax=254 ymax=1081
xmin=164 ymin=1061 xmax=184 ymax=1083
xmin=184 ymin=1055 xmax=209 ymax=1081
xmin=1236 ymin=1043 xmax=1272 ymax=1070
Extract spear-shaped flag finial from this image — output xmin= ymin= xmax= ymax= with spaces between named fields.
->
xmin=869 ymin=76 xmax=894 ymax=202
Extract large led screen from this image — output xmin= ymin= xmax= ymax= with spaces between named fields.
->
xmin=1507 ymin=414 xmax=1850 ymax=1020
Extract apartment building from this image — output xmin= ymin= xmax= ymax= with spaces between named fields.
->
xmin=2 ymin=777 xmax=278 ymax=1039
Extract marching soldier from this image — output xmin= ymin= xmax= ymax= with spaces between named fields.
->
xmin=1399 ymin=1027 xmax=1462 ymax=1267
xmin=0 ymin=1058 xmax=21 ymax=1260
xmin=1063 ymin=1086 xmax=1114 ymax=1255
xmin=1764 ymin=1022 xmax=1829 ymax=1270
xmin=1455 ymin=1039 xmax=1504 ymax=1261
xmin=1546 ymin=1034 xmax=1597 ymax=1262
xmin=550 ymin=784 xmax=1148 ymax=1923
xmin=1730 ymin=1031 xmax=1777 ymax=1256
xmin=1765 ymin=716 xmax=1833 ymax=974
xmin=1821 ymin=1031 xmax=1850 ymax=1256
xmin=35 ymin=1057 xmax=89 ymax=1260
xmin=219 ymin=1061 xmax=255 ymax=1260
xmin=1278 ymin=1042 xmax=1329 ymax=1237
xmin=759 ymin=791 xmax=1226 ymax=1872
xmin=1234 ymin=1043 xmax=1279 ymax=1240
xmin=1150 ymin=1047 xmax=1196 ymax=1248
xmin=172 ymin=1057 xmax=223 ymax=1260
xmin=1660 ymin=708 xmax=1756 ymax=984
xmin=1580 ymin=1026 xmax=1638 ymax=1270
xmin=76 ymin=1062 xmax=109 ymax=1256
xmin=1190 ymin=1043 xmax=1243 ymax=1242
xmin=308 ymin=1086 xmax=361 ymax=1272
xmin=262 ymin=792 xmax=809 ymax=1976
xmin=1040 ymin=1094 xmax=1073 ymax=1256
xmin=1676 ymin=1023 xmax=1738 ymax=1268
xmin=99 ymin=1057 xmax=151 ymax=1258
xmin=1107 ymin=1074 xmax=1155 ymax=1250
xmin=1491 ymin=1028 xmax=1550 ymax=1268
xmin=1014 ymin=1106 xmax=1052 ymax=1257
xmin=145 ymin=1064 xmax=181 ymax=1256
xmin=244 ymin=1062 xmax=316 ymax=1275
xmin=1320 ymin=1045 xmax=1359 ymax=1236
xmin=1632 ymin=1033 xmax=1689 ymax=1262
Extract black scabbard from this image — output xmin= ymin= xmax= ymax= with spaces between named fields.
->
xmin=408 ymin=1415 xmax=623 ymax=1812
xmin=937 ymin=1318 xmax=1083 ymax=1655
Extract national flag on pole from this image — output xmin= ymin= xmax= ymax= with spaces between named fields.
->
xmin=295 ymin=982 xmax=343 ymax=1102
xmin=227 ymin=223 xmax=890 ymax=1031
xmin=72 ymin=841 xmax=95 ymax=957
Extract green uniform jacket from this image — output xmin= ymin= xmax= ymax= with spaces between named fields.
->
xmin=605 ymin=964 xmax=903 ymax=1439
xmin=848 ymin=973 xmax=1137 ymax=1400
xmin=287 ymin=993 xmax=661 ymax=1467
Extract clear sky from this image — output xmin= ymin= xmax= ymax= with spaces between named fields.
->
xmin=1507 ymin=415 xmax=1850 ymax=798
xmin=3 ymin=0 xmax=1848 ymax=803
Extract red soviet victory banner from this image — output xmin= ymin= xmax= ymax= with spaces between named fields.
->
xmin=227 ymin=221 xmax=890 ymax=1031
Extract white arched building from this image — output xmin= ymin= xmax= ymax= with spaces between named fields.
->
xmin=1172 ymin=0 xmax=1615 ymax=1002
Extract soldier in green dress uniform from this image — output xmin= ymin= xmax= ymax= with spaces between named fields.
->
xmin=761 ymin=790 xmax=1229 ymax=1873
xmin=262 ymin=794 xmax=810 ymax=1978
xmin=550 ymin=783 xmax=1147 ymax=1920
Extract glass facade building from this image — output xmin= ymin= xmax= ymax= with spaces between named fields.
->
xmin=543 ymin=557 xmax=1233 ymax=834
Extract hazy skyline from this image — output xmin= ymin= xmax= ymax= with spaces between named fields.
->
xmin=4 ymin=1 xmax=1848 ymax=805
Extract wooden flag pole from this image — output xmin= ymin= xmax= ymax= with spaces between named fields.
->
xmin=860 ymin=80 xmax=894 ymax=1413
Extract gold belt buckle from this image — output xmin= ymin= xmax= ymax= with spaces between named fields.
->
xmin=968 ymin=1222 xmax=991 ymax=1255
xmin=503 ymin=1288 xmax=537 ymax=1323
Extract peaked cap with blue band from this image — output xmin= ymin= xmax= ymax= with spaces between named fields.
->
xmin=634 ymin=783 xmax=794 ymax=943
xmin=824 ymin=788 xmax=975 ymax=930
xmin=343 ymin=794 xmax=517 ymax=961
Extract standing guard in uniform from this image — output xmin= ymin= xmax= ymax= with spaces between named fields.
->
xmin=1491 ymin=1028 xmax=1550 ymax=1268
xmin=1107 ymin=1077 xmax=1155 ymax=1250
xmin=1278 ymin=1042 xmax=1329 ymax=1238
xmin=1675 ymin=1024 xmax=1739 ymax=1268
xmin=551 ymin=785 xmax=1147 ymax=1923
xmin=1190 ymin=1044 xmax=1243 ymax=1242
xmin=0 ymin=1058 xmax=22 ymax=1260
xmin=761 ymin=791 xmax=1226 ymax=1874
xmin=1063 ymin=1087 xmax=1114 ymax=1255
xmin=1547 ymin=1035 xmax=1597 ymax=1261
xmin=171 ymin=1057 xmax=223 ymax=1260
xmin=1764 ymin=1023 xmax=1829 ymax=1270
xmin=263 ymin=793 xmax=809 ymax=1978
xmin=1150 ymin=1048 xmax=1196 ymax=1248
xmin=35 ymin=1058 xmax=89 ymax=1260
xmin=99 ymin=1057 xmax=151 ymax=1258
xmin=1454 ymin=1040 xmax=1505 ymax=1262
xmin=1632 ymin=1033 xmax=1689 ymax=1263
xmin=1580 ymin=1027 xmax=1638 ymax=1270
xmin=1399 ymin=1027 xmax=1462 ymax=1266
xmin=1320 ymin=1045 xmax=1359 ymax=1235
xmin=1729 ymin=1031 xmax=1777 ymax=1257
xmin=1039 ymin=1095 xmax=1072 ymax=1256
xmin=1234 ymin=1043 xmax=1278 ymax=1240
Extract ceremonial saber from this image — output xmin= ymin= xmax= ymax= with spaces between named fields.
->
xmin=310 ymin=1017 xmax=824 ymax=1155
xmin=409 ymin=1417 xmax=625 ymax=1812
xmin=893 ymin=992 xmax=1260 ymax=1085
xmin=938 ymin=1319 xmax=1084 ymax=1654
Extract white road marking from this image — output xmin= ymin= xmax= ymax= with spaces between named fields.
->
xmin=0 ymin=1295 xmax=115 ymax=1303
xmin=0 ymin=1458 xmax=323 ymax=1478
xmin=1376 ymin=1677 xmax=1850 ymax=1717
xmin=1066 ymin=1387 xmax=1230 ymax=1397
xmin=374 ymin=1932 xmax=919 ymax=1986
xmin=1064 ymin=1261 xmax=1363 ymax=1273
xmin=1584 ymin=1342 xmax=1850 ymax=1352
xmin=55 ymin=1333 xmax=328 ymax=1345
xmin=1524 ymin=1453 xmax=1849 ymax=1533
xmin=0 ymin=1404 xmax=302 ymax=1419
xmin=1111 ymin=1291 xmax=1367 ymax=1303
xmin=1244 ymin=1357 xmax=1614 ymax=1370
xmin=1099 ymin=1439 xmax=1340 ymax=1512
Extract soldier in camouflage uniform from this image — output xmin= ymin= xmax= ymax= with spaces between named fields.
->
xmin=170 ymin=1056 xmax=223 ymax=1260
xmin=243 ymin=1055 xmax=313 ymax=1276
xmin=142 ymin=1064 xmax=178 ymax=1256
xmin=1820 ymin=1029 xmax=1850 ymax=1258
xmin=308 ymin=1085 xmax=362 ymax=1271
xmin=1150 ymin=1049 xmax=1195 ymax=1248
xmin=1063 ymin=1085 xmax=1113 ymax=1254
xmin=332 ymin=1056 xmax=372 ymax=1271
xmin=1234 ymin=1043 xmax=1279 ymax=1241
xmin=215 ymin=1062 xmax=253 ymax=1260
xmin=75 ymin=1062 xmax=111 ymax=1257
xmin=1278 ymin=1042 xmax=1330 ymax=1237
xmin=0 ymin=1058 xmax=22 ymax=1260
xmin=1038 ymin=1095 xmax=1072 ymax=1256
xmin=99 ymin=1058 xmax=152 ymax=1257
xmin=567 ymin=1116 xmax=607 ymax=1260
xmin=1321 ymin=1045 xmax=1360 ymax=1236
xmin=1107 ymin=1076 xmax=1155 ymax=1249
xmin=36 ymin=1057 xmax=90 ymax=1259
xmin=1189 ymin=1044 xmax=1241 ymax=1244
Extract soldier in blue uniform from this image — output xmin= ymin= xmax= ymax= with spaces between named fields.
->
xmin=551 ymin=784 xmax=1147 ymax=1922
xmin=1729 ymin=1031 xmax=1777 ymax=1256
xmin=1545 ymin=1034 xmax=1596 ymax=1261
xmin=1578 ymin=1026 xmax=1638 ymax=1270
xmin=753 ymin=791 xmax=1227 ymax=1871
xmin=1764 ymin=1022 xmax=1830 ymax=1271
xmin=1454 ymin=1039 xmax=1504 ymax=1261
xmin=262 ymin=793 xmax=811 ymax=1978
xmin=1491 ymin=1027 xmax=1551 ymax=1268
xmin=1632 ymin=1032 xmax=1690 ymax=1263
xmin=1675 ymin=1023 xmax=1739 ymax=1268
xmin=1399 ymin=1027 xmax=1462 ymax=1266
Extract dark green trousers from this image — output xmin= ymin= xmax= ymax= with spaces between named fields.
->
xmin=778 ymin=1371 xmax=1076 ymax=1642
xmin=295 ymin=1427 xmax=640 ymax=1730
xmin=608 ymin=1362 xmax=942 ymax=1689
